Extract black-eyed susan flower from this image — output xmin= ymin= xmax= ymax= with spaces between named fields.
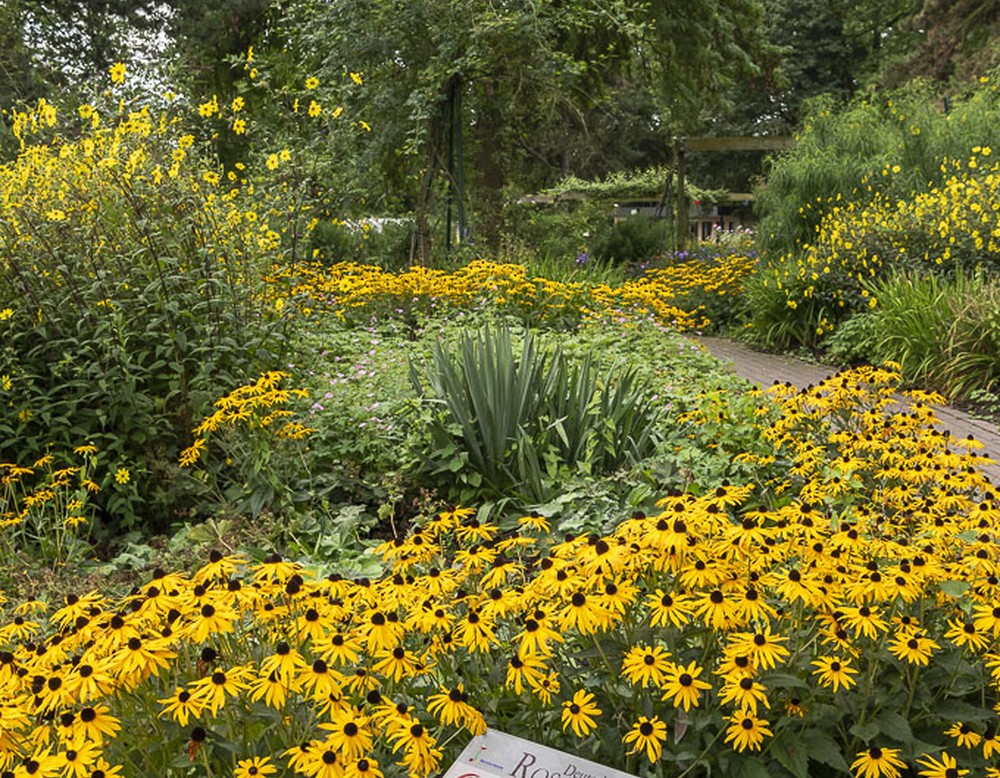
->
xmin=516 ymin=610 xmax=563 ymax=657
xmin=371 ymin=645 xmax=420 ymax=682
xmin=660 ymin=660 xmax=712 ymax=712
xmin=945 ymin=722 xmax=982 ymax=749
xmin=944 ymin=618 xmax=990 ymax=651
xmin=344 ymin=757 xmax=383 ymax=778
xmin=505 ymin=651 xmax=546 ymax=695
xmin=718 ymin=675 xmax=771 ymax=715
xmin=887 ymin=632 xmax=939 ymax=665
xmin=850 ymin=746 xmax=907 ymax=778
xmin=234 ymin=755 xmax=277 ymax=778
xmin=723 ymin=711 xmax=773 ymax=752
xmin=623 ymin=716 xmax=667 ymax=763
xmin=983 ymin=726 xmax=1000 ymax=758
xmin=916 ymin=751 xmax=967 ymax=778
xmin=74 ymin=704 xmax=120 ymax=742
xmin=728 ymin=628 xmax=790 ymax=670
xmin=840 ymin=604 xmax=889 ymax=640
xmin=57 ymin=741 xmax=102 ymax=778
xmin=811 ymin=655 xmax=859 ymax=692
xmin=646 ymin=588 xmax=694 ymax=628
xmin=560 ymin=690 xmax=601 ymax=737
xmin=159 ymin=688 xmax=205 ymax=727
xmin=527 ymin=672 xmax=560 ymax=705
xmin=426 ymin=685 xmax=476 ymax=727
xmin=558 ymin=590 xmax=610 ymax=635
xmin=621 ymin=644 xmax=672 ymax=688
xmin=320 ymin=712 xmax=372 ymax=761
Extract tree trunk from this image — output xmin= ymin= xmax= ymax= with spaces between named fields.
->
xmin=474 ymin=78 xmax=505 ymax=252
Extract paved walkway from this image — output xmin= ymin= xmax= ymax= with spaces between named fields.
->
xmin=693 ymin=336 xmax=1000 ymax=484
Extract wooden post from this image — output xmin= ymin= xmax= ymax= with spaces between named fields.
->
xmin=674 ymin=137 xmax=687 ymax=252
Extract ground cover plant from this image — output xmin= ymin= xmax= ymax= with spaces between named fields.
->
xmin=0 ymin=363 xmax=999 ymax=778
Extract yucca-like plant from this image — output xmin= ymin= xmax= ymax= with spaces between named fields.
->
xmin=410 ymin=325 xmax=661 ymax=502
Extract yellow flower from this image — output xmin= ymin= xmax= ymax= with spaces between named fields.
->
xmin=305 ymin=76 xmax=320 ymax=89
xmin=308 ymin=100 xmax=322 ymax=118
xmin=623 ymin=716 xmax=667 ymax=763
xmin=232 ymin=118 xmax=246 ymax=135
xmin=560 ymin=690 xmax=601 ymax=737
xmin=266 ymin=154 xmax=279 ymax=170
xmin=235 ymin=756 xmax=277 ymax=778
xmin=109 ymin=62 xmax=127 ymax=84
xmin=231 ymin=96 xmax=245 ymax=112
xmin=114 ymin=467 xmax=130 ymax=484
xmin=851 ymin=746 xmax=907 ymax=778
xmin=350 ymin=71 xmax=363 ymax=85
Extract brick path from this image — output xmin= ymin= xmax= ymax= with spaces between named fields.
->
xmin=694 ymin=336 xmax=1000 ymax=485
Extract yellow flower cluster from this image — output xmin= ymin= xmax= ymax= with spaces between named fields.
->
xmin=267 ymin=255 xmax=756 ymax=331
xmin=180 ymin=372 xmax=314 ymax=467
xmin=767 ymin=149 xmax=1000 ymax=325
xmin=0 ymin=101 xmax=296 ymax=291
xmin=0 ymin=365 xmax=995 ymax=775
xmin=0 ymin=446 xmax=99 ymax=565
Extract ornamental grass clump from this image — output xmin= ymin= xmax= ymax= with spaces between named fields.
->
xmin=0 ymin=364 xmax=997 ymax=777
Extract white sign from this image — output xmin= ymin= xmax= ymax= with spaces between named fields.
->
xmin=442 ymin=729 xmax=639 ymax=778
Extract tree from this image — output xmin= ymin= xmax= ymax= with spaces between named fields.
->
xmin=279 ymin=0 xmax=776 ymax=262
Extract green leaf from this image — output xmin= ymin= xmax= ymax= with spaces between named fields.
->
xmin=849 ymin=721 xmax=880 ymax=743
xmin=770 ymin=732 xmax=810 ymax=778
xmin=802 ymin=730 xmax=851 ymax=773
xmin=938 ymin=580 xmax=969 ymax=598
xmin=729 ymin=755 xmax=775 ymax=778
xmin=875 ymin=711 xmax=913 ymax=744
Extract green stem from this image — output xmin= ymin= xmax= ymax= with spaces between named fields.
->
xmin=675 ymin=725 xmax=724 ymax=778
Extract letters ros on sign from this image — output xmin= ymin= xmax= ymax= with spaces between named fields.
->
xmin=442 ymin=730 xmax=639 ymax=778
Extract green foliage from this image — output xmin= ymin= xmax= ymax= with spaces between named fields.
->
xmin=592 ymin=218 xmax=673 ymax=265
xmin=852 ymin=269 xmax=1000 ymax=398
xmin=501 ymin=199 xmax=609 ymax=266
xmin=0 ymin=99 xmax=299 ymax=535
xmin=756 ymin=74 xmax=1000 ymax=256
xmin=409 ymin=325 xmax=662 ymax=503
xmin=309 ymin=218 xmax=414 ymax=269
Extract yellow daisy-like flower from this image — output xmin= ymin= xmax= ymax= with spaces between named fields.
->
xmin=916 ymin=751 xmax=968 ymax=778
xmin=623 ymin=716 xmax=667 ymax=763
xmin=851 ymin=746 xmax=907 ymax=778
xmin=305 ymin=76 xmax=320 ymax=89
xmin=724 ymin=712 xmax=773 ymax=752
xmin=660 ymin=660 xmax=712 ymax=711
xmin=560 ymin=690 xmax=601 ymax=737
xmin=109 ymin=62 xmax=126 ymax=84
xmin=114 ymin=467 xmax=130 ymax=484
xmin=235 ymin=755 xmax=278 ymax=778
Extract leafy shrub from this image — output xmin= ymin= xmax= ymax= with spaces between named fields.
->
xmin=409 ymin=325 xmax=661 ymax=503
xmin=310 ymin=218 xmax=414 ymax=270
xmin=0 ymin=97 xmax=301 ymax=534
xmin=592 ymin=217 xmax=672 ymax=264
xmin=756 ymin=73 xmax=1000 ymax=256
xmin=748 ymin=147 xmax=1000 ymax=352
